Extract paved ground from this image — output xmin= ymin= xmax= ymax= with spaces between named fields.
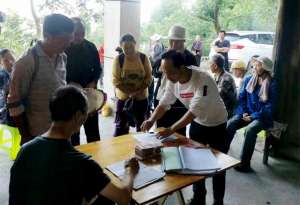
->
xmin=1 ymin=114 xmax=299 ymax=205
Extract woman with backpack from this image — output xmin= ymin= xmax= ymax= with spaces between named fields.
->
xmin=112 ymin=34 xmax=152 ymax=136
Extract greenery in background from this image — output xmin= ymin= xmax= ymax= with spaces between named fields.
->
xmin=142 ymin=0 xmax=279 ymax=55
xmin=0 ymin=0 xmax=279 ymax=57
xmin=0 ymin=13 xmax=35 ymax=56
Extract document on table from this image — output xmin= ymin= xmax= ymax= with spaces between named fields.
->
xmin=106 ymin=160 xmax=165 ymax=190
xmin=134 ymin=133 xmax=178 ymax=145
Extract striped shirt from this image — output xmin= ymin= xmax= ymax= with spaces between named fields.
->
xmin=8 ymin=42 xmax=66 ymax=136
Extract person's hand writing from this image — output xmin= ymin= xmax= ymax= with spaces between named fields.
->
xmin=125 ymin=157 xmax=139 ymax=176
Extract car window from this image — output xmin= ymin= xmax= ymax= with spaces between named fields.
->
xmin=240 ymin=34 xmax=257 ymax=43
xmin=256 ymin=34 xmax=274 ymax=45
xmin=225 ymin=34 xmax=241 ymax=42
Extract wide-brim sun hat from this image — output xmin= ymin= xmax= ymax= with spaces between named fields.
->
xmin=151 ymin=34 xmax=161 ymax=41
xmin=256 ymin=56 xmax=273 ymax=73
xmin=167 ymin=25 xmax=186 ymax=40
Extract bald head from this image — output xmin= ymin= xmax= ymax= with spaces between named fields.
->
xmin=72 ymin=17 xmax=85 ymax=44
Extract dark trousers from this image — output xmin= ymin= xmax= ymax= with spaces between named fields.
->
xmin=226 ymin=115 xmax=265 ymax=165
xmin=114 ymin=98 xmax=148 ymax=137
xmin=71 ymin=114 xmax=100 ymax=146
xmin=189 ymin=121 xmax=227 ymax=205
xmin=195 ymin=54 xmax=202 ymax=66
xmin=147 ymin=79 xmax=155 ymax=117
xmin=154 ymin=99 xmax=187 ymax=136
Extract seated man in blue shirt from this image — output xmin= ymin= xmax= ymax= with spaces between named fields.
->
xmin=9 ymin=85 xmax=139 ymax=205
xmin=226 ymin=56 xmax=276 ymax=172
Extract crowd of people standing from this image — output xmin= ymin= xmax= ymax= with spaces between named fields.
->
xmin=0 ymin=13 xmax=276 ymax=205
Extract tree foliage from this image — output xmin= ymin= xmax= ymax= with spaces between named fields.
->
xmin=0 ymin=13 xmax=35 ymax=57
xmin=141 ymin=0 xmax=279 ymax=55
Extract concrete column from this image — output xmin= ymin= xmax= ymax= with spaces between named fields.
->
xmin=103 ymin=0 xmax=141 ymax=102
xmin=273 ymin=0 xmax=300 ymax=160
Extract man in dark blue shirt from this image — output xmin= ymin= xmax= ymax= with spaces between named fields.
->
xmin=9 ymin=85 xmax=139 ymax=205
xmin=214 ymin=30 xmax=231 ymax=71
xmin=65 ymin=17 xmax=102 ymax=145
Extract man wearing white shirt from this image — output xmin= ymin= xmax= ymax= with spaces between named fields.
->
xmin=141 ymin=50 xmax=228 ymax=205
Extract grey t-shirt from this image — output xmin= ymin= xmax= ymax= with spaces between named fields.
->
xmin=8 ymin=42 xmax=66 ymax=136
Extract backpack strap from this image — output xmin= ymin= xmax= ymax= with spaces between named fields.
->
xmin=31 ymin=47 xmax=40 ymax=83
xmin=139 ymin=53 xmax=146 ymax=65
xmin=118 ymin=52 xmax=146 ymax=69
xmin=118 ymin=53 xmax=125 ymax=69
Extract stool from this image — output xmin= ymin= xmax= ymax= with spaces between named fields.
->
xmin=263 ymin=121 xmax=287 ymax=165
xmin=0 ymin=124 xmax=21 ymax=160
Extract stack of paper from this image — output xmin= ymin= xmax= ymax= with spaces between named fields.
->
xmin=161 ymin=146 xmax=221 ymax=175
xmin=134 ymin=133 xmax=178 ymax=145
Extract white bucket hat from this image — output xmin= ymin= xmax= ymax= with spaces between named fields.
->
xmin=150 ymin=34 xmax=161 ymax=41
xmin=167 ymin=25 xmax=186 ymax=40
xmin=256 ymin=56 xmax=273 ymax=73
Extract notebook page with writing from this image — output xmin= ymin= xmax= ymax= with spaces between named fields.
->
xmin=179 ymin=147 xmax=220 ymax=171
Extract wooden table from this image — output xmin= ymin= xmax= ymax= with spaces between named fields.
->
xmin=77 ymin=133 xmax=240 ymax=205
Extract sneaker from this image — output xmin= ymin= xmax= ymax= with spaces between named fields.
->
xmin=234 ymin=163 xmax=253 ymax=173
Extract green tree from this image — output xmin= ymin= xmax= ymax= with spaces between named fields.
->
xmin=141 ymin=0 xmax=279 ymax=55
xmin=0 ymin=13 xmax=35 ymax=57
xmin=29 ymin=0 xmax=104 ymax=44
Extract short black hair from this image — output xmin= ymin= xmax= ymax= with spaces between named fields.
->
xmin=211 ymin=54 xmax=225 ymax=69
xmin=49 ymin=85 xmax=87 ymax=122
xmin=72 ymin=17 xmax=85 ymax=30
xmin=219 ymin=30 xmax=226 ymax=34
xmin=0 ymin=48 xmax=10 ymax=59
xmin=161 ymin=49 xmax=185 ymax=69
xmin=43 ymin=14 xmax=74 ymax=36
xmin=120 ymin=33 xmax=136 ymax=45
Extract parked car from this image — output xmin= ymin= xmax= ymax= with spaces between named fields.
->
xmin=209 ymin=31 xmax=275 ymax=70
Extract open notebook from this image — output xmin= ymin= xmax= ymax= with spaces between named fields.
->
xmin=161 ymin=146 xmax=221 ymax=175
xmin=106 ymin=160 xmax=165 ymax=190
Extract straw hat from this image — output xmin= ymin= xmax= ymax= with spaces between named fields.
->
xmin=231 ymin=60 xmax=246 ymax=70
xmin=167 ymin=25 xmax=186 ymax=40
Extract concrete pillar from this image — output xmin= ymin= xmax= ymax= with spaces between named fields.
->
xmin=103 ymin=0 xmax=141 ymax=102
xmin=273 ymin=0 xmax=300 ymax=160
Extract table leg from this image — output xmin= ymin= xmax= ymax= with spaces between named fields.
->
xmin=176 ymin=190 xmax=185 ymax=205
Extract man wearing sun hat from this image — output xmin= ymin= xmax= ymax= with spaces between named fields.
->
xmin=227 ymin=56 xmax=276 ymax=172
xmin=153 ymin=25 xmax=197 ymax=136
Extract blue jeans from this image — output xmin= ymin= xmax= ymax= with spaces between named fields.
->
xmin=226 ymin=115 xmax=265 ymax=165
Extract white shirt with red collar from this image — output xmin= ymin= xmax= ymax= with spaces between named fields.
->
xmin=159 ymin=68 xmax=228 ymax=127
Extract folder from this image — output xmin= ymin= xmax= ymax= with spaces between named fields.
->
xmin=161 ymin=146 xmax=221 ymax=175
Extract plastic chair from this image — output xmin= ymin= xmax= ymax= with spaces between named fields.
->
xmin=0 ymin=124 xmax=21 ymax=160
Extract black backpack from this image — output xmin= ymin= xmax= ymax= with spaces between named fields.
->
xmin=118 ymin=52 xmax=146 ymax=69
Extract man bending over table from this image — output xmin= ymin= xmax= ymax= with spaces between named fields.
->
xmin=141 ymin=50 xmax=228 ymax=205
